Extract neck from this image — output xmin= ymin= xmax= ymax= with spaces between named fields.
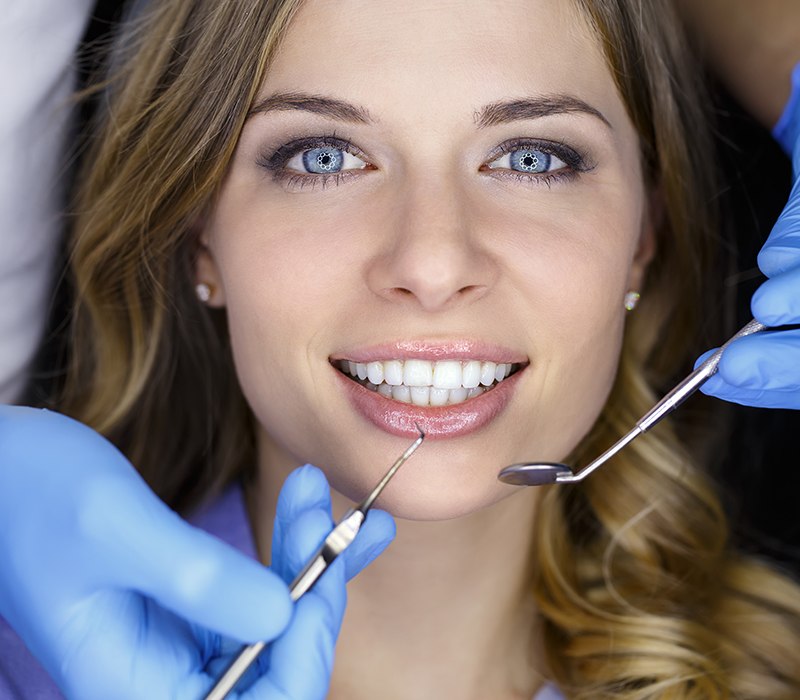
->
xmin=248 ymin=440 xmax=547 ymax=700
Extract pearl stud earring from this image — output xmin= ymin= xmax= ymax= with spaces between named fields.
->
xmin=196 ymin=282 xmax=213 ymax=303
xmin=624 ymin=291 xmax=641 ymax=312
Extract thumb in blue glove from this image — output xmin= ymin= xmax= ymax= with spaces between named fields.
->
xmin=697 ymin=62 xmax=800 ymax=409
xmin=202 ymin=465 xmax=396 ymax=699
xmin=0 ymin=406 xmax=395 ymax=700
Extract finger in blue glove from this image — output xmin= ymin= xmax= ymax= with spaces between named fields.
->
xmin=0 ymin=407 xmax=293 ymax=700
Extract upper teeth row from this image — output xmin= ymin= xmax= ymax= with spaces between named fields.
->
xmin=338 ymin=359 xmax=514 ymax=388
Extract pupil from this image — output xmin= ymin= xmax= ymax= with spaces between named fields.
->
xmin=303 ymin=147 xmax=343 ymax=173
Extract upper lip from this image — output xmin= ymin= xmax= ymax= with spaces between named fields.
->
xmin=329 ymin=339 xmax=528 ymax=364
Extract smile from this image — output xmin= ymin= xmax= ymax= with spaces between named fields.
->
xmin=334 ymin=359 xmax=523 ymax=407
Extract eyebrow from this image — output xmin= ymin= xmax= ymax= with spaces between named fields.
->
xmin=248 ymin=91 xmax=375 ymax=123
xmin=247 ymin=91 xmax=610 ymax=129
xmin=474 ymin=95 xmax=611 ymax=129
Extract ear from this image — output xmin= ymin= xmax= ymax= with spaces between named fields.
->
xmin=194 ymin=231 xmax=226 ymax=308
xmin=627 ymin=186 xmax=661 ymax=291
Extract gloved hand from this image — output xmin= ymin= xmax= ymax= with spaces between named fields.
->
xmin=698 ymin=62 xmax=800 ymax=409
xmin=0 ymin=405 xmax=395 ymax=700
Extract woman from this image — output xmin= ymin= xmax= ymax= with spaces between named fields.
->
xmin=4 ymin=0 xmax=800 ymax=698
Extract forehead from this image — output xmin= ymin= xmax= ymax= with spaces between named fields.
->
xmin=261 ymin=0 xmax=628 ymax=131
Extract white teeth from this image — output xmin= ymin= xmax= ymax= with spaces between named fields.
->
xmin=448 ymin=387 xmax=468 ymax=404
xmin=403 ymin=359 xmax=433 ymax=387
xmin=462 ymin=360 xmax=481 ymax=389
xmin=337 ymin=357 xmax=521 ymax=406
xmin=384 ymin=360 xmax=404 ymax=386
xmin=429 ymin=387 xmax=450 ymax=406
xmin=432 ymin=360 xmax=462 ymax=389
xmin=367 ymin=361 xmax=384 ymax=385
xmin=391 ymin=385 xmax=411 ymax=403
xmin=480 ymin=362 xmax=497 ymax=387
xmin=410 ymin=386 xmax=430 ymax=406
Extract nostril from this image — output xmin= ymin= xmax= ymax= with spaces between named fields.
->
xmin=458 ymin=284 xmax=487 ymax=297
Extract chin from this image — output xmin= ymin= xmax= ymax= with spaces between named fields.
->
xmin=318 ymin=446 xmax=525 ymax=522
xmin=369 ymin=486 xmax=519 ymax=521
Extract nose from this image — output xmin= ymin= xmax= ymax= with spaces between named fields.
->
xmin=365 ymin=179 xmax=497 ymax=312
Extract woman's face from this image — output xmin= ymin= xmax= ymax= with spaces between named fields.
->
xmin=199 ymin=0 xmax=654 ymax=519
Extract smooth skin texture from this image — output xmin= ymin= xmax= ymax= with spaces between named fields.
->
xmin=197 ymin=0 xmax=654 ymax=520
xmin=196 ymin=1 xmax=655 ymax=697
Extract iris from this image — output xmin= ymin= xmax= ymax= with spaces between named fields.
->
xmin=509 ymin=149 xmax=550 ymax=173
xmin=302 ymin=147 xmax=344 ymax=173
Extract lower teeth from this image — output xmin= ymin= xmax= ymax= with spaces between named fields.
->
xmin=352 ymin=376 xmax=494 ymax=406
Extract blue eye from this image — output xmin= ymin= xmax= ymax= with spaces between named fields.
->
xmin=510 ymin=149 xmax=550 ymax=173
xmin=284 ymin=144 xmax=367 ymax=174
xmin=486 ymin=146 xmax=567 ymax=174
xmin=303 ymin=147 xmax=343 ymax=173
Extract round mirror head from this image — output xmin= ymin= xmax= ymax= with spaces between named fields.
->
xmin=497 ymin=462 xmax=573 ymax=486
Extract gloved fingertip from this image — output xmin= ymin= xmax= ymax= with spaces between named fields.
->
xmin=274 ymin=507 xmax=333 ymax=583
xmin=751 ymin=280 xmax=789 ymax=326
xmin=693 ymin=347 xmax=718 ymax=371
xmin=343 ymin=509 xmax=396 ymax=581
xmin=697 ymin=373 xmax=726 ymax=398
xmin=757 ymin=245 xmax=795 ymax=279
xmin=276 ymin=465 xmax=332 ymax=524
xmin=361 ymin=509 xmax=397 ymax=550
xmin=714 ymin=336 xmax=771 ymax=391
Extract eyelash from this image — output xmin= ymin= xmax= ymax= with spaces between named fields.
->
xmin=257 ymin=132 xmax=366 ymax=190
xmin=256 ymin=132 xmax=591 ymax=190
xmin=483 ymin=138 xmax=590 ymax=187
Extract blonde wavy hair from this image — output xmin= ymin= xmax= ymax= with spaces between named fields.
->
xmin=65 ymin=0 xmax=800 ymax=697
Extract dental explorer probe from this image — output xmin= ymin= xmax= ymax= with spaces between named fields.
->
xmin=498 ymin=318 xmax=766 ymax=487
xmin=203 ymin=428 xmax=425 ymax=700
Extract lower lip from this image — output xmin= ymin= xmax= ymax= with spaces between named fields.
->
xmin=334 ymin=368 xmax=525 ymax=439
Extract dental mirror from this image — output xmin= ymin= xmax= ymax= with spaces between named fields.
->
xmin=497 ymin=462 xmax=574 ymax=485
xmin=498 ymin=318 xmax=766 ymax=487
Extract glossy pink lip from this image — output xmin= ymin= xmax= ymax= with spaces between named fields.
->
xmin=333 ymin=364 xmax=526 ymax=440
xmin=330 ymin=339 xmax=527 ymax=364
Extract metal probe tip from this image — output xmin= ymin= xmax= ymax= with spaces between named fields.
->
xmin=358 ymin=424 xmax=425 ymax=513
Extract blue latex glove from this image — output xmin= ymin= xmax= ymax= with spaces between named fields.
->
xmin=698 ymin=62 xmax=800 ymax=409
xmin=0 ymin=406 xmax=395 ymax=700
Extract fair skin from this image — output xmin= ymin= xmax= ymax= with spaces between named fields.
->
xmin=198 ymin=1 xmax=655 ymax=697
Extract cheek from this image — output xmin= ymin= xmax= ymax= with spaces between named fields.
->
xmin=492 ymin=192 xmax=642 ymax=459
xmin=204 ymin=194 xmax=369 ymax=449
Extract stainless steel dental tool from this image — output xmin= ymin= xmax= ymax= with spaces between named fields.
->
xmin=204 ymin=428 xmax=425 ymax=700
xmin=497 ymin=319 xmax=766 ymax=487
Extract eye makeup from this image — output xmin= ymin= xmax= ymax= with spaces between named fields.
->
xmin=255 ymin=131 xmax=595 ymax=191
xmin=481 ymin=137 xmax=595 ymax=187
xmin=255 ymin=132 xmax=370 ymax=190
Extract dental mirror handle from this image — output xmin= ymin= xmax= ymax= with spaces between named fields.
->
xmin=557 ymin=318 xmax=766 ymax=483
xmin=636 ymin=318 xmax=765 ymax=431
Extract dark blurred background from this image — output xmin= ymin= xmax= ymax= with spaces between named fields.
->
xmin=35 ymin=1 xmax=800 ymax=574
